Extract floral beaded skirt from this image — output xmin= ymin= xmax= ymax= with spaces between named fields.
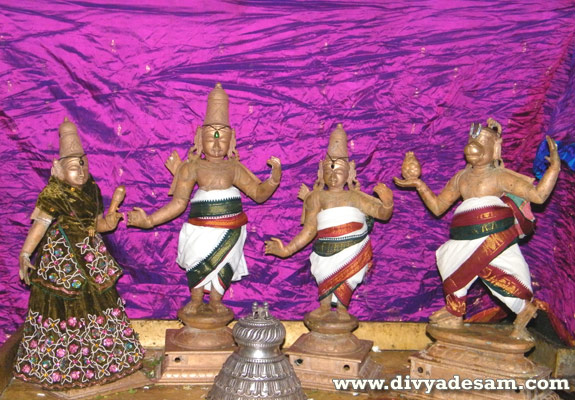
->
xmin=13 ymin=284 xmax=144 ymax=390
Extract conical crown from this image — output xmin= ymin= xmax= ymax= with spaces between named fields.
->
xmin=204 ymin=83 xmax=230 ymax=126
xmin=327 ymin=123 xmax=349 ymax=159
xmin=58 ymin=117 xmax=84 ymax=158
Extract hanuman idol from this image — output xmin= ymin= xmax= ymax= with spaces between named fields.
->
xmin=15 ymin=118 xmax=144 ymax=389
xmin=395 ymin=118 xmax=561 ymax=339
xmin=128 ymin=83 xmax=282 ymax=315
xmin=265 ymin=124 xmax=393 ymax=320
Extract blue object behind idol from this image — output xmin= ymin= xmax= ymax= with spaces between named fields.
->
xmin=533 ymin=138 xmax=575 ymax=179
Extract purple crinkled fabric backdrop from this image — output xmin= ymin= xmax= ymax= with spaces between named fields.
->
xmin=1 ymin=1 xmax=574 ymax=345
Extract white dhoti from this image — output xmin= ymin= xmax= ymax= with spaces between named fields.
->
xmin=437 ymin=196 xmax=532 ymax=314
xmin=177 ymin=187 xmax=248 ymax=295
xmin=310 ymin=206 xmax=372 ymax=306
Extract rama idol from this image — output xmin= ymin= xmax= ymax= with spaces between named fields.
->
xmin=128 ymin=83 xmax=281 ymax=315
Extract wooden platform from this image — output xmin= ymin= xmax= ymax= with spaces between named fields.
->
xmin=1 ymin=320 xmax=573 ymax=399
xmin=0 ymin=350 xmax=411 ymax=400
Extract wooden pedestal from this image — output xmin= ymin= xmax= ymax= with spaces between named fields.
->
xmin=156 ymin=328 xmax=235 ymax=385
xmin=407 ymin=324 xmax=560 ymax=400
xmin=286 ymin=333 xmax=381 ymax=392
xmin=155 ymin=304 xmax=236 ymax=385
xmin=285 ymin=312 xmax=382 ymax=393
xmin=51 ymin=371 xmax=150 ymax=400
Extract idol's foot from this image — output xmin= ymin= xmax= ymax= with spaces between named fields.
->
xmin=181 ymin=300 xmax=201 ymax=315
xmin=308 ymin=306 xmax=331 ymax=320
xmin=429 ymin=307 xmax=463 ymax=328
xmin=510 ymin=301 xmax=538 ymax=340
xmin=510 ymin=327 xmax=533 ymax=341
xmin=335 ymin=305 xmax=352 ymax=321
xmin=209 ymin=301 xmax=230 ymax=315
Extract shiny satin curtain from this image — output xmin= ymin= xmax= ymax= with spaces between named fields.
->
xmin=1 ymin=0 xmax=574 ymax=345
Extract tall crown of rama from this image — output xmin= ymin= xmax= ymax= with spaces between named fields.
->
xmin=326 ymin=123 xmax=349 ymax=160
xmin=204 ymin=83 xmax=230 ymax=126
xmin=58 ymin=117 xmax=84 ymax=158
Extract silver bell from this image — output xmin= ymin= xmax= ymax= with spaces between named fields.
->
xmin=207 ymin=302 xmax=307 ymax=400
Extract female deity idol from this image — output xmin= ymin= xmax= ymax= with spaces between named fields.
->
xmin=14 ymin=118 xmax=144 ymax=389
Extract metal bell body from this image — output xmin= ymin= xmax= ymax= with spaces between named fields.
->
xmin=208 ymin=303 xmax=306 ymax=400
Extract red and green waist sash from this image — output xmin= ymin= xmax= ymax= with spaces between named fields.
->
xmin=449 ymin=206 xmax=516 ymax=241
xmin=313 ymin=221 xmax=370 ymax=257
xmin=185 ymin=197 xmax=246 ymax=290
xmin=188 ymin=197 xmax=247 ymax=229
xmin=443 ymin=197 xmax=523 ymax=296
xmin=314 ymin=220 xmax=373 ymax=306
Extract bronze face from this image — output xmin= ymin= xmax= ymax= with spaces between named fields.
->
xmin=463 ymin=128 xmax=499 ymax=167
xmin=323 ymin=158 xmax=349 ymax=190
xmin=60 ymin=155 xmax=89 ymax=187
xmin=201 ymin=125 xmax=232 ymax=161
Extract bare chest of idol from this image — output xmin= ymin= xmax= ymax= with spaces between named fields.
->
xmin=458 ymin=168 xmax=505 ymax=200
xmin=194 ymin=159 xmax=237 ymax=191
xmin=318 ymin=190 xmax=360 ymax=210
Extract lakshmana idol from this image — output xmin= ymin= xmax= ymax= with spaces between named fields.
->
xmin=128 ymin=83 xmax=281 ymax=315
xmin=15 ymin=118 xmax=144 ymax=389
xmin=265 ymin=124 xmax=393 ymax=320
xmin=395 ymin=118 xmax=561 ymax=339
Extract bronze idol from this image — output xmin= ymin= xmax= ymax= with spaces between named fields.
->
xmin=128 ymin=83 xmax=281 ymax=316
xmin=128 ymin=83 xmax=281 ymax=384
xmin=14 ymin=118 xmax=144 ymax=391
xmin=398 ymin=119 xmax=561 ymax=400
xmin=265 ymin=123 xmax=392 ymax=320
xmin=265 ymin=124 xmax=392 ymax=391
xmin=394 ymin=118 xmax=561 ymax=339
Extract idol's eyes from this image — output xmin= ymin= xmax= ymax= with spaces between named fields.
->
xmin=324 ymin=159 xmax=347 ymax=171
